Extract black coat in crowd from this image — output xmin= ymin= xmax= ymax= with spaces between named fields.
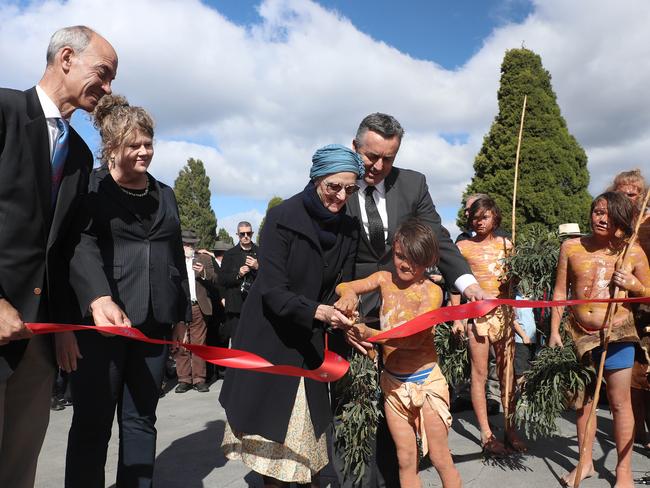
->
xmin=219 ymin=242 xmax=259 ymax=315
xmin=219 ymin=192 xmax=359 ymax=443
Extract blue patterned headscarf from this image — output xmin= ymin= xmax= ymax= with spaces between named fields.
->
xmin=309 ymin=144 xmax=365 ymax=180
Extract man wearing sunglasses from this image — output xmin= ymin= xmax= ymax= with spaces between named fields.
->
xmin=219 ymin=222 xmax=259 ymax=347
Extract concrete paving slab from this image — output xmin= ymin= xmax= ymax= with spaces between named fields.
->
xmin=36 ymin=380 xmax=649 ymax=487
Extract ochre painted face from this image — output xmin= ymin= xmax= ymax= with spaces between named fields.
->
xmin=65 ymin=35 xmax=118 ymax=112
xmin=114 ymin=130 xmax=153 ymax=177
xmin=472 ymin=209 xmax=496 ymax=236
xmin=354 ymin=131 xmax=400 ymax=186
xmin=590 ymin=198 xmax=614 ymax=237
xmin=393 ymin=240 xmax=426 ymax=284
xmin=315 ymin=171 xmax=358 ymax=213
xmin=616 ymin=184 xmax=642 ymax=205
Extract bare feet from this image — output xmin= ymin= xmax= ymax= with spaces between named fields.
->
xmin=560 ymin=464 xmax=595 ymax=487
xmin=613 ymin=465 xmax=635 ymax=488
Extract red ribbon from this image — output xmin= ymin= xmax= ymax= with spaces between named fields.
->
xmin=27 ymin=323 xmax=349 ymax=383
xmin=367 ymin=296 xmax=650 ymax=342
xmin=26 ymin=295 xmax=650 ymax=381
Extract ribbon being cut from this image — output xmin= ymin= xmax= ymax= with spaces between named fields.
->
xmin=27 ymin=295 xmax=650 ymax=383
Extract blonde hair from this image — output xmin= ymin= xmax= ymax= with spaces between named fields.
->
xmin=608 ymin=169 xmax=647 ymax=195
xmin=92 ymin=94 xmax=154 ymax=165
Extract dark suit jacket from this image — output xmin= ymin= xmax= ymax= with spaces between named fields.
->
xmin=219 ymin=242 xmax=259 ymax=315
xmin=69 ymin=166 xmax=191 ymax=326
xmin=192 ymin=252 xmax=218 ymax=316
xmin=219 ymin=192 xmax=358 ymax=443
xmin=0 ymin=87 xmax=92 ymax=367
xmin=346 ymin=166 xmax=471 ymax=285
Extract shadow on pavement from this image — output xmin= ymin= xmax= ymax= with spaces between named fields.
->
xmin=153 ymin=419 xmax=227 ymax=487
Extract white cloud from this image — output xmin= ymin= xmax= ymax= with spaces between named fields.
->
xmin=2 ymin=0 xmax=649 ymax=227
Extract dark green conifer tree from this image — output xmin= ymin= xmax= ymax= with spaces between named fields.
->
xmin=174 ymin=158 xmax=217 ymax=248
xmin=460 ymin=48 xmax=591 ymax=236
xmin=216 ymin=227 xmax=234 ymax=245
xmin=257 ymin=196 xmax=283 ymax=244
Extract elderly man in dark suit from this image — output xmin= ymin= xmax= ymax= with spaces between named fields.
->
xmin=334 ymin=113 xmax=489 ymax=488
xmin=0 ymin=26 xmax=117 ymax=487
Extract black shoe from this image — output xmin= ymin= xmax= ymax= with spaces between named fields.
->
xmin=486 ymin=399 xmax=500 ymax=416
xmin=193 ymin=382 xmax=209 ymax=393
xmin=175 ymin=382 xmax=193 ymax=393
xmin=50 ymin=398 xmax=65 ymax=411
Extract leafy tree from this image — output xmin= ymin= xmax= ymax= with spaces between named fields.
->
xmin=459 ymin=48 xmax=592 ymax=236
xmin=257 ymin=196 xmax=283 ymax=244
xmin=216 ymin=227 xmax=234 ymax=245
xmin=174 ymin=158 xmax=217 ymax=249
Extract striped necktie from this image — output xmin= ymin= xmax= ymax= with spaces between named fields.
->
xmin=51 ymin=118 xmax=69 ymax=206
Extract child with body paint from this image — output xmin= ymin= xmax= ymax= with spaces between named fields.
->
xmin=334 ymin=219 xmax=461 ymax=488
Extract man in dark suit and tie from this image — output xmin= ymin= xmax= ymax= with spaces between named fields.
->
xmin=334 ymin=113 xmax=489 ymax=488
xmin=0 ymin=26 xmax=117 ymax=487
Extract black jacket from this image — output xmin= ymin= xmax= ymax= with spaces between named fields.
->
xmin=347 ymin=167 xmax=472 ymax=283
xmin=219 ymin=242 xmax=259 ymax=315
xmin=0 ymin=87 xmax=92 ymax=367
xmin=69 ymin=166 xmax=191 ymax=326
xmin=219 ymin=192 xmax=359 ymax=442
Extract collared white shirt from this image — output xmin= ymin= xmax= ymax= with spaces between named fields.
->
xmin=35 ymin=84 xmax=66 ymax=160
xmin=357 ymin=179 xmax=477 ymax=294
xmin=357 ymin=179 xmax=388 ymax=242
xmin=185 ymin=256 xmax=197 ymax=302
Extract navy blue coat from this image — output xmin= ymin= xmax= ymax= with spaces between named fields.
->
xmin=219 ymin=191 xmax=359 ymax=442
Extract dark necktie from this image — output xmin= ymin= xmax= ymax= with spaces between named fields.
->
xmin=365 ymin=185 xmax=385 ymax=256
xmin=51 ymin=118 xmax=69 ymax=207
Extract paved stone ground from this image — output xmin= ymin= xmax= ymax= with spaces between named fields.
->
xmin=37 ymin=379 xmax=649 ymax=487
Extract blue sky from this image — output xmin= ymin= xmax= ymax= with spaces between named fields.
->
xmin=2 ymin=0 xmax=648 ymax=240
xmin=208 ymin=0 xmax=533 ymax=69
xmin=196 ymin=0 xmax=532 ymax=235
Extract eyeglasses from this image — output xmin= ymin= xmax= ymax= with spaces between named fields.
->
xmin=324 ymin=181 xmax=360 ymax=196
xmin=238 ymin=231 xmax=253 ymax=237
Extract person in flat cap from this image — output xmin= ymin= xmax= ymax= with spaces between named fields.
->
xmin=220 ymin=144 xmax=362 ymax=487
xmin=174 ymin=230 xmax=218 ymax=393
xmin=196 ymin=239 xmax=232 ymax=381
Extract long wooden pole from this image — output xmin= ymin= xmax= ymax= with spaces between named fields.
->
xmin=573 ymin=189 xmax=650 ymax=487
xmin=504 ymin=95 xmax=527 ymax=436
xmin=510 ymin=95 xmax=527 ymax=248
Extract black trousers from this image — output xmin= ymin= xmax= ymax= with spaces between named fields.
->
xmin=65 ymin=325 xmax=168 ymax=488
xmin=220 ymin=312 xmax=240 ymax=345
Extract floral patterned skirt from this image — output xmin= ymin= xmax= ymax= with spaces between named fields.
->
xmin=221 ymin=378 xmax=328 ymax=483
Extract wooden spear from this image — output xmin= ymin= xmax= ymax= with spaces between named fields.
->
xmin=573 ymin=188 xmax=650 ymax=487
xmin=503 ymin=94 xmax=527 ymax=436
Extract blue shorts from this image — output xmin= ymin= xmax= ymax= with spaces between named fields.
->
xmin=592 ymin=342 xmax=635 ymax=370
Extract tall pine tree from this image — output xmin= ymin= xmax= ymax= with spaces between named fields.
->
xmin=217 ymin=227 xmax=234 ymax=245
xmin=460 ymin=48 xmax=591 ymax=236
xmin=257 ymin=196 xmax=283 ymax=244
xmin=174 ymin=158 xmax=217 ymax=248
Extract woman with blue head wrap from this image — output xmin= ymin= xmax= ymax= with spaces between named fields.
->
xmin=221 ymin=143 xmax=363 ymax=487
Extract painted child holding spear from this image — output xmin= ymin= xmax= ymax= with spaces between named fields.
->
xmin=334 ymin=219 xmax=461 ymax=488
xmin=452 ymin=196 xmax=526 ymax=455
xmin=549 ymin=191 xmax=650 ymax=488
